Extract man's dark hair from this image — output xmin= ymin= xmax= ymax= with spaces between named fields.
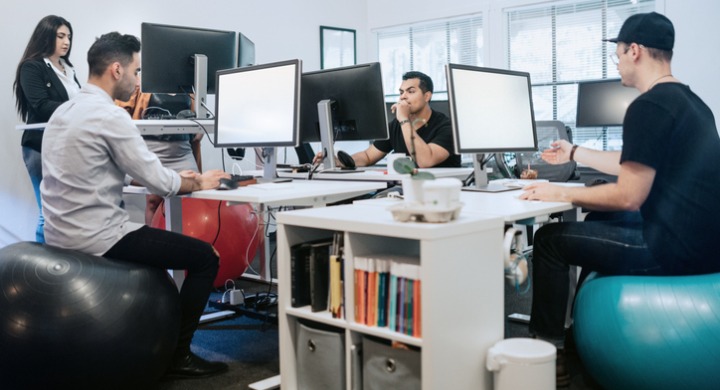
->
xmin=402 ymin=71 xmax=434 ymax=94
xmin=87 ymin=32 xmax=141 ymax=77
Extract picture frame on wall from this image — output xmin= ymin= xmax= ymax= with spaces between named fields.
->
xmin=320 ymin=26 xmax=356 ymax=69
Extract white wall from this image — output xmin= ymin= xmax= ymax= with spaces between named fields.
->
xmin=2 ymin=0 xmax=719 ymax=246
xmin=0 ymin=0 xmax=369 ymax=246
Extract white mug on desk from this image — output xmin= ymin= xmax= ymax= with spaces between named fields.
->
xmin=386 ymin=153 xmax=406 ymax=175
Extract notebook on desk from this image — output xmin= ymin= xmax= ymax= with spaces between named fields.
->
xmin=461 ymin=178 xmax=548 ymax=193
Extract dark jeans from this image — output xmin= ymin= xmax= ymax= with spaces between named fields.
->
xmin=528 ymin=211 xmax=675 ymax=347
xmin=104 ymin=226 xmax=219 ymax=359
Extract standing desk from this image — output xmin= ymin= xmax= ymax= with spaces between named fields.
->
xmin=16 ymin=119 xmax=214 ymax=135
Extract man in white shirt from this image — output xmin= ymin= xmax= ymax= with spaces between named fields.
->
xmin=41 ymin=32 xmax=230 ymax=379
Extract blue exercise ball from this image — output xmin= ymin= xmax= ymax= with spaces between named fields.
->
xmin=0 ymin=242 xmax=181 ymax=389
xmin=573 ymin=272 xmax=720 ymax=390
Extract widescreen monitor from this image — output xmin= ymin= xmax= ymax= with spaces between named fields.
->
xmin=214 ymin=59 xmax=302 ymax=181
xmin=140 ymin=22 xmax=236 ymax=95
xmin=299 ymin=62 xmax=389 ymax=170
xmin=445 ymin=63 xmax=537 ymax=191
xmin=576 ymin=79 xmax=640 ymax=127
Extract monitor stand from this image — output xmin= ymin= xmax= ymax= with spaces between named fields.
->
xmin=257 ymin=147 xmax=280 ymax=183
xmin=462 ymin=153 xmax=517 ymax=193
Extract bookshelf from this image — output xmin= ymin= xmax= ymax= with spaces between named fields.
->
xmin=277 ymin=204 xmax=505 ymax=389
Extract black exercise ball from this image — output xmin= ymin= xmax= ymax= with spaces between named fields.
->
xmin=0 ymin=242 xmax=181 ymax=390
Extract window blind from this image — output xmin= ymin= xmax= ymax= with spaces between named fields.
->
xmin=376 ymin=15 xmax=483 ymax=101
xmin=506 ymin=0 xmax=655 ymax=150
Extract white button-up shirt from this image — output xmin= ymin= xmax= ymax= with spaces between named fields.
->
xmin=41 ymin=83 xmax=182 ymax=255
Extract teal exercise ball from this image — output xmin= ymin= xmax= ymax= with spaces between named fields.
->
xmin=573 ymin=273 xmax=720 ymax=390
xmin=0 ymin=242 xmax=181 ymax=390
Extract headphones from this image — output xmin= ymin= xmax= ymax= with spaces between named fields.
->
xmin=503 ymin=227 xmax=528 ymax=287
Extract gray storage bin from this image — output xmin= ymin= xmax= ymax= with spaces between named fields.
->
xmin=362 ymin=337 xmax=421 ymax=390
xmin=296 ymin=321 xmax=346 ymax=389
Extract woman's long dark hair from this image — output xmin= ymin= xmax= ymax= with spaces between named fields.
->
xmin=13 ymin=15 xmax=74 ymax=120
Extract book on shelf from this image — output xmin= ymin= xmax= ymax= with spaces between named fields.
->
xmin=354 ymin=256 xmax=368 ymax=324
xmin=290 ymin=242 xmax=312 ymax=308
xmin=290 ymin=238 xmax=332 ymax=309
xmin=309 ymin=240 xmax=333 ymax=312
xmin=353 ymin=255 xmax=421 ymax=337
xmin=329 ymin=232 xmax=344 ymax=318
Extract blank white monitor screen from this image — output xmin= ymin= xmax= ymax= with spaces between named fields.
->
xmin=214 ymin=59 xmax=301 ymax=148
xmin=446 ymin=64 xmax=537 ymax=154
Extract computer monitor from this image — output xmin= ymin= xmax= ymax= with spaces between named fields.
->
xmin=445 ymin=63 xmax=538 ymax=192
xmin=140 ymin=22 xmax=236 ymax=118
xmin=237 ymin=32 xmax=255 ymax=67
xmin=299 ymin=62 xmax=389 ymax=170
xmin=576 ymin=79 xmax=640 ymax=127
xmin=214 ymin=59 xmax=302 ymax=182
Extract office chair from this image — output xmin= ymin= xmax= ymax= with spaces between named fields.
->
xmin=515 ymin=120 xmax=578 ymax=182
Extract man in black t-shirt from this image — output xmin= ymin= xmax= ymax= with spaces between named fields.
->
xmin=351 ymin=71 xmax=461 ymax=168
xmin=518 ymin=12 xmax=720 ymax=387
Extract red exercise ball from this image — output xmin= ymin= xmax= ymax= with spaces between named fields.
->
xmin=151 ymin=198 xmax=263 ymax=287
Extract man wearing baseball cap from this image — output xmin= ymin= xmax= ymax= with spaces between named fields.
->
xmin=519 ymin=12 xmax=720 ymax=386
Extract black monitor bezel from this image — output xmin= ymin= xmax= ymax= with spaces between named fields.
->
xmin=213 ymin=59 xmax=302 ymax=149
xmin=298 ymin=62 xmax=389 ymax=143
xmin=446 ymin=63 xmax=538 ymax=154
xmin=140 ymin=22 xmax=236 ymax=95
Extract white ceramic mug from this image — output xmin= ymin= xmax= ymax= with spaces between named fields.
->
xmin=422 ymin=178 xmax=462 ymax=209
xmin=386 ymin=153 xmax=407 ymax=175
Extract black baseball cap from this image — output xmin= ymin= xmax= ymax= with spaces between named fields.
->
xmin=604 ymin=12 xmax=674 ymax=51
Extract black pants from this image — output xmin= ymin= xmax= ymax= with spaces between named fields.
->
xmin=104 ymin=226 xmax=219 ymax=359
xmin=528 ymin=211 xmax=673 ymax=348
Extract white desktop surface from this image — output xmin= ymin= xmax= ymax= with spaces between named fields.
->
xmin=277 ymin=166 xmax=472 ymax=182
xmin=188 ymin=179 xmax=386 ymax=207
xmin=16 ymin=119 xmax=214 ymax=136
xmin=354 ymin=182 xmax=578 ymax=223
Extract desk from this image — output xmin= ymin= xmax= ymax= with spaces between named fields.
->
xmin=354 ymin=187 xmax=576 ymax=223
xmin=125 ymin=180 xmax=387 ymax=284
xmin=277 ymin=166 xmax=472 ymax=182
xmin=16 ymin=119 xmax=214 ymax=136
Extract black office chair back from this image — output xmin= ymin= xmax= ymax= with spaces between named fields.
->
xmin=516 ymin=120 xmax=578 ymax=182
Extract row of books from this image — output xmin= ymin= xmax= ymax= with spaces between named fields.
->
xmin=290 ymin=233 xmax=344 ymax=318
xmin=354 ymin=256 xmax=421 ymax=337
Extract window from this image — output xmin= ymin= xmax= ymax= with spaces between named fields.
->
xmin=506 ymin=0 xmax=655 ymax=151
xmin=376 ymin=15 xmax=484 ymax=101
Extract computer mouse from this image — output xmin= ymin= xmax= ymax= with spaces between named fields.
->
xmin=586 ymin=178 xmax=609 ymax=187
xmin=337 ymin=150 xmax=356 ymax=170
xmin=217 ymin=178 xmax=238 ymax=190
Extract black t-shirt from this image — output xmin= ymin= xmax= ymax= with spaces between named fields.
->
xmin=372 ymin=110 xmax=461 ymax=168
xmin=621 ymin=82 xmax=720 ymax=274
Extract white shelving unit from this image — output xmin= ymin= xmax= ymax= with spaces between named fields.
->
xmin=277 ymin=204 xmax=505 ymax=390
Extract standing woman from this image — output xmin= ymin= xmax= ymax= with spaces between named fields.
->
xmin=13 ymin=15 xmax=81 ymax=242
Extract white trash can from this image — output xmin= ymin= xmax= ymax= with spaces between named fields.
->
xmin=486 ymin=338 xmax=556 ymax=390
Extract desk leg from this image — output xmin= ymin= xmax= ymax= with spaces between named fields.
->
xmin=164 ymin=196 xmax=186 ymax=289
